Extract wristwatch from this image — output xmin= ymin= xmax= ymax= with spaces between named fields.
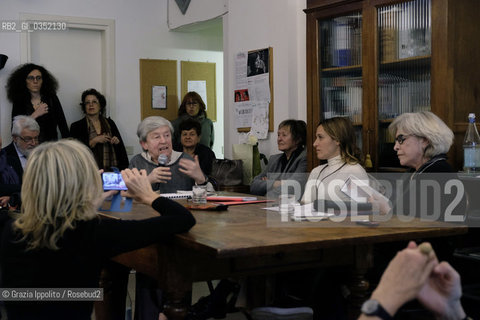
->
xmin=361 ymin=299 xmax=393 ymax=320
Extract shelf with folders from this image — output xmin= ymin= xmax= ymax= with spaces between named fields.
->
xmin=378 ymin=0 xmax=431 ymax=63
xmin=319 ymin=12 xmax=362 ymax=69
xmin=321 ymin=73 xmax=362 ymax=125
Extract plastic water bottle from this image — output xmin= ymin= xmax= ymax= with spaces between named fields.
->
xmin=463 ymin=113 xmax=480 ymax=173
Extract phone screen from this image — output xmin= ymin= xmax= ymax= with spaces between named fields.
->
xmin=102 ymin=172 xmax=127 ymax=191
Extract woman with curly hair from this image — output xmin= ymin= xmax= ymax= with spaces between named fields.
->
xmin=70 ymin=88 xmax=129 ymax=170
xmin=6 ymin=63 xmax=69 ymax=142
xmin=171 ymin=91 xmax=214 ymax=149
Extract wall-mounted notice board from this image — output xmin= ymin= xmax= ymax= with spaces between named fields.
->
xmin=140 ymin=59 xmax=178 ymax=121
xmin=181 ymin=61 xmax=217 ymax=122
xmin=237 ymin=47 xmax=274 ymax=133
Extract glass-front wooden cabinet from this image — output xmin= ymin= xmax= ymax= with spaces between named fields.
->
xmin=319 ymin=13 xmax=363 ymax=150
xmin=305 ymin=0 xmax=480 ymax=171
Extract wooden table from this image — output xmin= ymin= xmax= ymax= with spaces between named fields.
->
xmin=106 ymin=197 xmax=467 ymax=319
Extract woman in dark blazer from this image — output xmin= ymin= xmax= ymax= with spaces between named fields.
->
xmin=70 ymin=88 xmax=128 ymax=170
xmin=6 ymin=63 xmax=69 ymax=142
xmin=250 ymin=119 xmax=308 ymax=198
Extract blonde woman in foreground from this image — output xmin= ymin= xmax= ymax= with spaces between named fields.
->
xmin=0 ymin=139 xmax=195 ymax=320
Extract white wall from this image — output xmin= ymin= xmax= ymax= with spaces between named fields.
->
xmin=0 ymin=0 xmax=308 ymax=161
xmin=223 ymin=0 xmax=307 ymax=159
xmin=167 ymin=0 xmax=227 ymax=30
xmin=0 ymin=0 xmax=224 ymax=157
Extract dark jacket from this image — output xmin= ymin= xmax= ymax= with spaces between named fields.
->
xmin=0 ymin=197 xmax=195 ymax=320
xmin=392 ymin=154 xmax=467 ymax=221
xmin=250 ymin=147 xmax=308 ymax=197
xmin=3 ymin=142 xmax=23 ymax=184
xmin=70 ymin=117 xmax=129 ymax=170
xmin=12 ymin=94 xmax=69 ymax=142
xmin=173 ymin=142 xmax=216 ymax=176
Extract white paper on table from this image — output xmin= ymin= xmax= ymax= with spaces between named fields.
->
xmin=188 ymin=80 xmax=208 ymax=110
xmin=264 ymin=203 xmax=334 ymax=221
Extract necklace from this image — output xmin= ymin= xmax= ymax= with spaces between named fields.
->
xmin=315 ymin=162 xmax=347 ymax=184
xmin=410 ymin=156 xmax=446 ymax=180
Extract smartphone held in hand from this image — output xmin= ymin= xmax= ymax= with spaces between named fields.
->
xmin=102 ymin=172 xmax=127 ymax=191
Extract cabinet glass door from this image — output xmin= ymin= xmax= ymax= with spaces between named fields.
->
xmin=377 ymin=0 xmax=431 ymax=169
xmin=319 ymin=12 xmax=363 ymax=149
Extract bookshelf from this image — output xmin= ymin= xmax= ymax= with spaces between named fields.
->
xmin=305 ymin=0 xmax=480 ymax=171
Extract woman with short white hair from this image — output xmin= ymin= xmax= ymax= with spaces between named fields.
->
xmin=130 ymin=116 xmax=208 ymax=192
xmin=389 ymin=111 xmax=454 ymax=172
xmin=386 ymin=111 xmax=465 ymax=217
xmin=0 ymin=139 xmax=195 ymax=319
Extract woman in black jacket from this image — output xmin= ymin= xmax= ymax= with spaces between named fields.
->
xmin=6 ymin=63 xmax=69 ymax=142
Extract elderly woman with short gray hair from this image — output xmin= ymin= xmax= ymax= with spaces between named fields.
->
xmin=389 ymin=111 xmax=454 ymax=173
xmin=384 ymin=111 xmax=466 ymax=218
xmin=129 ymin=116 xmax=208 ymax=193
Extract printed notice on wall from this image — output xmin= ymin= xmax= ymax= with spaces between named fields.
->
xmin=188 ymin=80 xmax=208 ymax=110
xmin=250 ymin=102 xmax=269 ymax=139
xmin=235 ymin=102 xmax=253 ymax=128
xmin=152 ymin=86 xmax=167 ymax=109
xmin=234 ymin=48 xmax=270 ymax=135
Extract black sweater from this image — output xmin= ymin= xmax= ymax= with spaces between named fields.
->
xmin=0 ymin=197 xmax=195 ymax=320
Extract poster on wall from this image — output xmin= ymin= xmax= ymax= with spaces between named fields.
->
xmin=152 ymin=85 xmax=167 ymax=109
xmin=188 ymin=80 xmax=208 ymax=110
xmin=233 ymin=48 xmax=273 ymax=135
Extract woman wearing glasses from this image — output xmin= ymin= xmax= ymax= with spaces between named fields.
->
xmin=389 ymin=111 xmax=455 ymax=173
xmin=171 ymin=91 xmax=214 ymax=149
xmin=6 ymin=63 xmax=69 ymax=142
xmin=385 ymin=111 xmax=465 ymax=218
xmin=70 ymin=88 xmax=129 ymax=170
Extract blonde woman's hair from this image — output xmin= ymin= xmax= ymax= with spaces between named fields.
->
xmin=14 ymin=139 xmax=102 ymax=250
xmin=319 ymin=117 xmax=363 ymax=165
xmin=389 ymin=111 xmax=453 ymax=159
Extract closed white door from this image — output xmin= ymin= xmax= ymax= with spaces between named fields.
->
xmin=29 ymin=27 xmax=103 ymax=127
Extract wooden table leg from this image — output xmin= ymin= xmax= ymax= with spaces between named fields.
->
xmin=348 ymin=245 xmax=373 ymax=319
xmin=159 ymin=245 xmax=193 ymax=320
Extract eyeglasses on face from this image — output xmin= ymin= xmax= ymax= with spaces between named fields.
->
xmin=186 ymin=101 xmax=199 ymax=106
xmin=394 ymin=134 xmax=413 ymax=145
xmin=84 ymin=100 xmax=99 ymax=105
xmin=17 ymin=136 xmax=39 ymax=143
xmin=26 ymin=76 xmax=43 ymax=82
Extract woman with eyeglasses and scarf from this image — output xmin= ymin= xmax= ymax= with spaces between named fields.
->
xmin=6 ymin=63 xmax=69 ymax=142
xmin=70 ymin=88 xmax=129 ymax=171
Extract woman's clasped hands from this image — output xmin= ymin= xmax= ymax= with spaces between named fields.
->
xmin=364 ymin=241 xmax=465 ymax=320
